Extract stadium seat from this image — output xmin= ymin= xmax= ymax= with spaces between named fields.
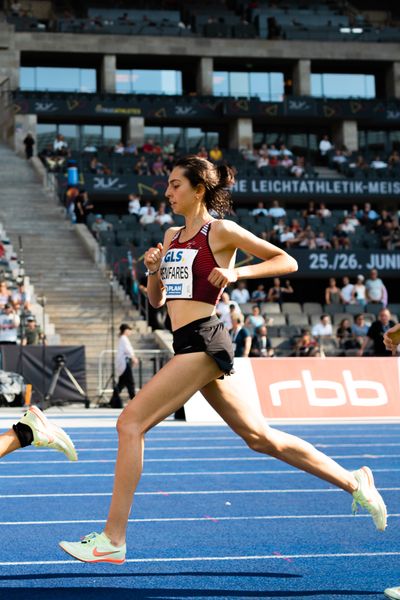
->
xmin=324 ymin=304 xmax=344 ymax=315
xmin=270 ymin=337 xmax=293 ymax=357
xmin=280 ymin=325 xmax=302 ymax=338
xmin=344 ymin=304 xmax=365 ymax=315
xmin=303 ymin=302 xmax=323 ymax=315
xmin=333 ymin=313 xmax=353 ymax=325
xmin=260 ymin=302 xmax=281 ymax=314
xmin=365 ymin=303 xmax=384 ymax=316
xmin=264 ymin=314 xmax=286 ymax=326
xmin=287 ymin=314 xmax=309 ymax=327
xmin=281 ymin=302 xmax=302 ymax=314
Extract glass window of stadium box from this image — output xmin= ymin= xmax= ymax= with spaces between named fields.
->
xmin=58 ymin=125 xmax=79 ymax=151
xmin=144 ymin=127 xmax=219 ymax=151
xmin=116 ymin=70 xmax=182 ymax=95
xmin=311 ymin=73 xmax=375 ymax=99
xmin=254 ymin=129 xmax=319 ymax=161
xmin=36 ymin=124 xmax=122 ymax=152
xmin=359 ymin=129 xmax=400 ymax=155
xmin=37 ymin=124 xmax=57 ymax=152
xmin=82 ymin=125 xmax=103 ymax=150
xmin=103 ymin=126 xmax=123 ymax=148
xmin=20 ymin=67 xmax=96 ymax=92
xmin=213 ymin=71 xmax=284 ymax=101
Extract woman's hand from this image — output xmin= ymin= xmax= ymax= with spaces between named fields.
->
xmin=144 ymin=243 xmax=163 ymax=272
xmin=383 ymin=323 xmax=400 ymax=353
xmin=208 ymin=267 xmax=238 ymax=288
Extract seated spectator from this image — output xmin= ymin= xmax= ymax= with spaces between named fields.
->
xmin=279 ymin=226 xmax=296 ymax=248
xmin=317 ymin=203 xmax=331 ymax=219
xmin=245 ymin=304 xmax=265 ymax=333
xmin=346 ymin=204 xmax=360 ymax=227
xmin=269 ymin=200 xmax=286 ymax=219
xmin=251 ymin=201 xmax=269 ymax=217
xmin=22 ymin=316 xmax=45 ymax=346
xmin=290 ymin=156 xmax=305 ymax=178
xmin=258 ymin=144 xmax=269 ymax=158
xmin=336 ymin=318 xmax=359 ymax=350
xmin=365 ymin=269 xmax=385 ymax=304
xmin=11 ymin=282 xmax=31 ymax=312
xmin=83 ymin=142 xmax=97 ymax=153
xmin=216 ymin=291 xmax=239 ymax=330
xmin=241 ymin=145 xmax=257 ymax=162
xmin=162 ymin=139 xmax=175 ymax=155
xmin=352 ymin=274 xmax=367 ymax=306
xmin=315 ymin=231 xmax=332 ymax=249
xmin=128 ymin=193 xmax=141 ymax=217
xmin=332 ymin=149 xmax=348 ymax=168
xmin=268 ymin=144 xmax=280 ymax=158
xmin=251 ymin=284 xmax=266 ymax=303
xmin=209 ymin=145 xmax=223 ymax=162
xmin=303 ymin=201 xmax=317 ymax=219
xmin=279 ymin=144 xmax=293 ymax=158
xmin=340 ymin=216 xmax=356 ymax=234
xmin=155 ymin=202 xmax=174 ymax=227
xmin=249 ymin=325 xmax=274 ymax=357
xmin=359 ymin=308 xmax=395 ymax=356
xmin=231 ymin=281 xmax=250 ymax=304
xmin=125 ymin=141 xmax=138 ymax=155
xmin=0 ymin=281 xmax=12 ymax=308
xmin=257 ymin=155 xmax=269 ymax=170
xmin=0 ymin=304 xmax=20 ymax=345
xmin=134 ymin=156 xmax=150 ymax=176
xmin=293 ymin=329 xmax=319 ymax=357
xmin=325 ymin=277 xmax=342 ymax=305
xmin=272 ymin=217 xmax=287 ymax=238
xmin=152 ymin=156 xmax=168 ymax=176
xmin=295 ymin=226 xmax=317 ymax=249
xmin=312 ymin=314 xmax=333 ymax=337
xmin=89 ymin=157 xmax=105 ymax=175
xmin=91 ymin=215 xmax=113 ymax=239
xmin=341 ymin=276 xmax=354 ymax=305
xmin=53 ymin=134 xmax=68 ymax=155
xmin=351 ymin=313 xmax=369 ymax=345
xmin=348 ymin=155 xmax=369 ymax=172
xmin=114 ymin=141 xmax=125 ymax=154
xmin=290 ymin=218 xmax=303 ymax=236
xmin=142 ymin=139 xmax=155 ymax=154
xmin=331 ymin=224 xmax=351 ymax=249
xmin=267 ymin=278 xmax=294 ymax=303
xmin=370 ymin=155 xmax=388 ymax=169
xmin=280 ymin=154 xmax=293 ymax=169
xmin=230 ymin=314 xmax=251 ymax=358
xmin=139 ymin=201 xmax=156 ymax=226
xmin=197 ymin=146 xmax=208 ymax=159
xmin=358 ymin=202 xmax=379 ymax=225
xmin=386 ymin=225 xmax=400 ymax=250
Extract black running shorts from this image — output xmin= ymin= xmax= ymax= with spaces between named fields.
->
xmin=172 ymin=316 xmax=234 ymax=377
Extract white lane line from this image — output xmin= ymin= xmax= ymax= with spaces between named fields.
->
xmin=15 ymin=452 xmax=400 ymax=459
xmin=0 ymin=487 xmax=398 ymax=498
xmin=1 ymin=551 xmax=400 ymax=566
xmin=1 ymin=513 xmax=399 ymax=526
xmin=70 ymin=433 xmax=400 ymax=442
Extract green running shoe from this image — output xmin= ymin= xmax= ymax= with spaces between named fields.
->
xmin=351 ymin=466 xmax=387 ymax=531
xmin=59 ymin=532 xmax=126 ymax=564
xmin=384 ymin=587 xmax=400 ymax=599
xmin=19 ymin=406 xmax=77 ymax=461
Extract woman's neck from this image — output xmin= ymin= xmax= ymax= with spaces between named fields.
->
xmin=183 ymin=209 xmax=211 ymax=233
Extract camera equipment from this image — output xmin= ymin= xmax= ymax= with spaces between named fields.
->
xmin=43 ymin=352 xmax=88 ymax=408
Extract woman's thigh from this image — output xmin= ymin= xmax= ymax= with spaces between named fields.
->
xmin=120 ymin=352 xmax=222 ymax=433
xmin=200 ymin=375 xmax=268 ymax=439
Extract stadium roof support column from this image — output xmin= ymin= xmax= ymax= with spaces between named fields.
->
xmin=196 ymin=57 xmax=213 ymax=95
xmin=101 ymin=55 xmax=116 ymax=93
xmin=228 ymin=118 xmax=253 ymax=150
xmin=292 ymin=59 xmax=311 ymax=96
xmin=127 ymin=116 xmax=145 ymax=148
xmin=386 ymin=62 xmax=400 ymax=99
xmin=332 ymin=120 xmax=358 ymax=152
xmin=14 ymin=114 xmax=37 ymax=157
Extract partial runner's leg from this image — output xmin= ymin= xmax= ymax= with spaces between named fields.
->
xmin=0 ymin=429 xmax=21 ymax=457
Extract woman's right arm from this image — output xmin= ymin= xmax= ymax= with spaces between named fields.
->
xmin=144 ymin=228 xmax=180 ymax=309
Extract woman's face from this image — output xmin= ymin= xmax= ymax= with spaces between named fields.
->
xmin=165 ymin=167 xmax=199 ymax=215
xmin=329 ymin=278 xmax=336 ymax=286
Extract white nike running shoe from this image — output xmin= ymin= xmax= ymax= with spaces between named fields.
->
xmin=384 ymin=587 xmax=400 ymax=599
xmin=351 ymin=466 xmax=387 ymax=531
xmin=59 ymin=532 xmax=126 ymax=564
xmin=18 ymin=405 xmax=77 ymax=461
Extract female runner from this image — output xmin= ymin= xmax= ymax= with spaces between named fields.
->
xmin=60 ymin=156 xmax=387 ymax=563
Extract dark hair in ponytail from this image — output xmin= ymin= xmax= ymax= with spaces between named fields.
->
xmin=174 ymin=155 xmax=235 ymax=217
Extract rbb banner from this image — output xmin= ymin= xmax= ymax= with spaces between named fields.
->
xmin=184 ymin=357 xmax=400 ymax=422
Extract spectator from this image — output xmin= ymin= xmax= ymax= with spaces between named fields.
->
xmin=290 ymin=156 xmax=305 ymax=178
xmin=269 ymin=200 xmax=286 ymax=219
xmin=268 ymin=144 xmax=280 ymax=158
xmin=0 ymin=304 xmax=20 ymax=345
xmin=89 ymin=157 xmax=105 ymax=175
xmin=280 ymin=154 xmax=293 ymax=169
xmin=53 ymin=134 xmax=68 ymax=155
xmin=325 ymin=278 xmax=342 ymax=305
xmin=230 ymin=314 xmax=251 ymax=357
xmin=331 ymin=223 xmax=351 ymax=250
xmin=197 ymin=146 xmax=208 ymax=159
xmin=351 ymin=313 xmax=369 ymax=346
xmin=370 ymin=155 xmax=388 ymax=170
xmin=336 ymin=318 xmax=358 ymax=351
xmin=22 ymin=316 xmax=44 ymax=346
xmin=257 ymin=155 xmax=269 ymax=170
xmin=295 ymin=225 xmax=317 ymax=249
xmin=125 ymin=141 xmax=138 ymax=155
xmin=332 ymin=149 xmax=348 ymax=168
xmin=152 ymin=156 xmax=168 ymax=176
xmin=258 ymin=143 xmax=269 ymax=158
xmin=319 ymin=135 xmax=333 ymax=163
xmin=216 ymin=292 xmax=239 ymax=330
xmin=293 ymin=329 xmax=319 ymax=357
xmin=155 ymin=203 xmax=174 ymax=227
xmin=340 ymin=216 xmax=356 ymax=234
xmin=358 ymin=202 xmax=379 ymax=226
xmin=346 ymin=205 xmax=361 ymax=228
xmin=352 ymin=274 xmax=367 ymax=306
xmin=0 ymin=281 xmax=12 ymax=308
xmin=279 ymin=144 xmax=293 ymax=158
xmin=74 ymin=190 xmax=94 ymax=224
xmin=249 ymin=324 xmax=274 ymax=357
xmin=142 ymin=139 xmax=155 ymax=154
xmin=11 ymin=282 xmax=31 ymax=313
xmin=134 ymin=156 xmax=150 ymax=176
xmin=91 ymin=215 xmax=113 ymax=240
xmin=23 ymin=132 xmax=35 ymax=160
xmin=341 ymin=276 xmax=354 ymax=305
xmin=245 ymin=304 xmax=265 ymax=333
xmin=312 ymin=314 xmax=333 ymax=337
xmin=279 ymin=226 xmax=296 ymax=248
xmin=162 ymin=139 xmax=175 ymax=155
xmin=128 ymin=193 xmax=141 ymax=217
xmin=251 ymin=201 xmax=269 ymax=217
xmin=209 ymin=145 xmax=223 ymax=162
xmin=65 ymin=185 xmax=80 ymax=223
xmin=83 ymin=142 xmax=97 ymax=153
xmin=365 ymin=269 xmax=385 ymax=304
xmin=267 ymin=278 xmax=294 ymax=303
xmin=359 ymin=308 xmax=395 ymax=356
xmin=315 ymin=231 xmax=332 ymax=249
xmin=114 ymin=141 xmax=125 ymax=154
xmin=251 ymin=284 xmax=266 ymax=303
xmin=317 ymin=203 xmax=331 ymax=218
xmin=231 ymin=281 xmax=250 ymax=304
xmin=109 ymin=323 xmax=139 ymax=409
xmin=138 ymin=200 xmax=155 ymax=220
xmin=303 ymin=201 xmax=317 ymax=220
xmin=10 ymin=1 xmax=22 ymax=17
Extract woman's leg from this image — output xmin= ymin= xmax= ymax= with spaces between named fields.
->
xmin=0 ymin=430 xmax=21 ymax=457
xmin=103 ymin=352 xmax=222 ymax=546
xmin=201 ymin=376 xmax=357 ymax=493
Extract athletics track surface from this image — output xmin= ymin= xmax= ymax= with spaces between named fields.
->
xmin=0 ymin=415 xmax=399 ymax=599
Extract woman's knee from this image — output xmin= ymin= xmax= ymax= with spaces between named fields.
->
xmin=116 ymin=407 xmax=144 ymax=439
xmin=244 ymin=427 xmax=285 ymax=456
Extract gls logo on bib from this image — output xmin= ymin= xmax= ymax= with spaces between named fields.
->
xmin=164 ymin=250 xmax=183 ymax=263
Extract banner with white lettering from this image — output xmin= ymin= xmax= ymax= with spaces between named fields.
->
xmin=290 ymin=249 xmax=400 ymax=277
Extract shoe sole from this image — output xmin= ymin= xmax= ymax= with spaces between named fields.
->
xmin=29 ymin=406 xmax=78 ymax=461
xmin=59 ymin=542 xmax=125 ymax=564
xmin=384 ymin=591 xmax=400 ymax=600
xmin=361 ymin=466 xmax=387 ymax=531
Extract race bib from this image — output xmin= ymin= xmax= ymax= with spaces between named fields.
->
xmin=160 ymin=248 xmax=198 ymax=299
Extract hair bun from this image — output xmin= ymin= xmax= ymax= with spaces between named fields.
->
xmin=216 ymin=164 xmax=235 ymax=188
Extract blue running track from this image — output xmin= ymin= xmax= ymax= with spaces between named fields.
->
xmin=0 ymin=422 xmax=399 ymax=599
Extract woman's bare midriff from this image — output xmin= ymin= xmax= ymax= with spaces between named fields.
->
xmin=167 ymin=299 xmax=217 ymax=331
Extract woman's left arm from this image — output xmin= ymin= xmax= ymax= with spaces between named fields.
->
xmin=208 ymin=220 xmax=298 ymax=288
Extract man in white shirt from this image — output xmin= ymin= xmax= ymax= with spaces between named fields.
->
xmin=0 ymin=304 xmax=20 ymax=344
xmin=231 ymin=281 xmax=250 ymax=304
xmin=109 ymin=323 xmax=139 ymax=408
xmin=341 ymin=276 xmax=354 ymax=304
xmin=216 ymin=292 xmax=240 ymax=330
xmin=312 ymin=314 xmax=333 ymax=337
xmin=269 ymin=200 xmax=286 ymax=219
xmin=365 ymin=269 xmax=385 ymax=303
xmin=128 ymin=193 xmax=141 ymax=216
xmin=251 ymin=201 xmax=269 ymax=217
xmin=319 ymin=135 xmax=333 ymax=158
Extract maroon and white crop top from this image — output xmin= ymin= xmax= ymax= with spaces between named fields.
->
xmin=159 ymin=221 xmax=223 ymax=306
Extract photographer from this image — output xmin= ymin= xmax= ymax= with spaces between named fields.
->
xmin=109 ymin=324 xmax=139 ymax=409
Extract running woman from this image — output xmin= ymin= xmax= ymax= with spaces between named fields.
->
xmin=1 ymin=405 xmax=77 ymax=461
xmin=59 ymin=155 xmax=387 ymax=563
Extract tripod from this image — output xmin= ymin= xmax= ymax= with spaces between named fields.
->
xmin=44 ymin=353 xmax=88 ymax=408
